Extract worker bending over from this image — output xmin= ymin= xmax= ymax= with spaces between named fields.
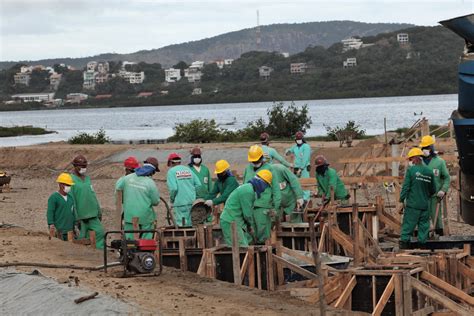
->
xmin=243 ymin=145 xmax=281 ymax=244
xmin=260 ymin=132 xmax=292 ymax=167
xmin=399 ymin=148 xmax=436 ymax=249
xmin=286 ymin=131 xmax=312 ymax=203
xmin=116 ymin=157 xmax=160 ymax=239
xmin=205 ymin=159 xmax=239 ymax=208
xmin=220 ymin=170 xmax=273 ymax=246
xmin=271 ymin=164 xmax=304 ymax=223
xmin=188 ymin=147 xmax=213 ymax=199
xmin=314 ymin=155 xmax=349 ymax=204
xmin=47 ymin=173 xmax=76 ymax=241
xmin=167 ymin=153 xmax=201 ymax=226
xmin=419 ymin=135 xmax=450 ymax=235
xmin=70 ymin=155 xmax=105 ymax=249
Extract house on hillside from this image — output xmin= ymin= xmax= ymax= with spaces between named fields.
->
xmin=343 ymin=58 xmax=357 ymax=68
xmin=49 ymin=73 xmax=62 ymax=90
xmin=259 ymin=66 xmax=273 ymax=80
xmin=66 ymin=93 xmax=88 ymax=104
xmin=290 ymin=63 xmax=308 ymax=74
xmin=83 ymin=71 xmax=97 ymax=89
xmin=14 ymin=72 xmax=31 ymax=86
xmin=11 ymin=93 xmax=55 ymax=103
xmin=397 ymin=33 xmax=409 ymax=44
xmin=341 ymin=37 xmax=363 ymax=52
xmin=137 ymin=92 xmax=153 ymax=98
xmin=118 ymin=70 xmax=145 ymax=84
xmin=165 ymin=68 xmax=181 ymax=83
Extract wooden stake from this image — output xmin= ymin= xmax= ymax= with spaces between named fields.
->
xmin=89 ymin=231 xmax=96 ymax=249
xmin=334 ymin=275 xmax=356 ymax=308
xmin=372 ymin=275 xmax=395 ymax=316
xmin=275 ymin=242 xmax=285 ymax=286
xmin=352 ymin=203 xmax=361 ymax=265
xmin=231 ymin=222 xmax=241 ymax=285
xmin=402 ymin=273 xmax=413 ymax=315
xmin=310 ymin=215 xmax=326 ymax=316
xmin=248 ymin=246 xmax=255 ymax=288
xmin=267 ymin=246 xmax=275 ymax=291
xmin=178 ymin=238 xmax=187 ymax=272
xmin=116 ymin=190 xmax=123 ymax=230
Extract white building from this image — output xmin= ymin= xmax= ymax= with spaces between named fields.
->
xmin=97 ymin=62 xmax=109 ymax=73
xmin=341 ymin=37 xmax=363 ymax=52
xmin=189 ymin=61 xmax=205 ymax=69
xmin=259 ymin=66 xmax=273 ymax=79
xmin=165 ymin=68 xmax=181 ymax=83
xmin=86 ymin=61 xmax=98 ymax=72
xmin=83 ymin=71 xmax=97 ymax=89
xmin=184 ymin=68 xmax=202 ymax=83
xmin=192 ymin=88 xmax=202 ymax=95
xmin=11 ymin=93 xmax=55 ymax=103
xmin=49 ymin=73 xmax=62 ymax=90
xmin=95 ymin=73 xmax=109 ymax=84
xmin=290 ymin=63 xmax=308 ymax=74
xmin=215 ymin=60 xmax=225 ymax=69
xmin=343 ymin=58 xmax=357 ymax=68
xmin=14 ymin=72 xmax=31 ymax=86
xmin=280 ymin=52 xmax=290 ymax=58
xmin=224 ymin=59 xmax=234 ymax=66
xmin=118 ymin=71 xmax=145 ymax=84
xmin=397 ymin=33 xmax=409 ymax=44
xmin=122 ymin=61 xmax=137 ymax=69
xmin=66 ymin=93 xmax=88 ymax=104
xmin=20 ymin=66 xmax=33 ymax=73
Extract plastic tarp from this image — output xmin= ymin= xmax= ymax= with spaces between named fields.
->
xmin=0 ymin=269 xmax=138 ymax=315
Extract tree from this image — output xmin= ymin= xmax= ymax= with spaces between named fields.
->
xmin=265 ymin=102 xmax=312 ymax=138
xmin=325 ymin=120 xmax=366 ymax=147
xmin=173 ymin=61 xmax=188 ymax=76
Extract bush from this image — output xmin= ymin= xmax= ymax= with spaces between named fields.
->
xmin=265 ymin=102 xmax=312 ymax=138
xmin=325 ymin=120 xmax=366 ymax=147
xmin=68 ymin=128 xmax=111 ymax=144
xmin=0 ymin=126 xmax=54 ymax=137
xmin=168 ymin=119 xmax=222 ymax=143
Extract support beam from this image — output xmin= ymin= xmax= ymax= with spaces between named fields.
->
xmin=334 ymin=275 xmax=356 ymax=308
xmin=420 ymin=271 xmax=474 ymax=305
xmin=231 ymin=222 xmax=241 ymax=285
xmin=272 ymin=254 xmax=318 ymax=280
xmin=372 ymin=275 xmax=395 ymax=316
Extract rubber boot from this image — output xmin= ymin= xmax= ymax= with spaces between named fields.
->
xmin=399 ymin=240 xmax=410 ymax=250
xmin=435 ymin=228 xmax=444 ymax=236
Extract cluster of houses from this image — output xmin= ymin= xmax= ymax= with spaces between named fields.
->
xmin=13 ymin=64 xmax=70 ymax=91
xmin=83 ymin=61 xmax=145 ymax=90
xmin=164 ymin=59 xmax=234 ymax=83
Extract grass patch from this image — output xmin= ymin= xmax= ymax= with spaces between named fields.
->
xmin=0 ymin=126 xmax=54 ymax=137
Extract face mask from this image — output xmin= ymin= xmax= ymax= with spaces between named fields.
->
xmin=63 ymin=186 xmax=71 ymax=193
xmin=193 ymin=158 xmax=202 ymax=165
xmin=408 ymin=161 xmax=414 ymax=167
xmin=296 ymin=140 xmax=303 ymax=145
xmin=422 ymin=149 xmax=431 ymax=157
xmin=316 ymin=165 xmax=327 ymax=175
xmin=253 ymin=162 xmax=262 ymax=169
xmin=79 ymin=168 xmax=87 ymax=175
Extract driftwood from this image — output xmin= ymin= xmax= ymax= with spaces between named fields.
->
xmin=74 ymin=292 xmax=99 ymax=304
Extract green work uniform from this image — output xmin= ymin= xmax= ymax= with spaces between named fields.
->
xmin=189 ymin=164 xmax=212 ymax=199
xmin=286 ymin=142 xmax=312 ymax=201
xmin=243 ymin=163 xmax=281 ymax=244
xmin=116 ymin=173 xmax=160 ymax=239
xmin=220 ymin=183 xmax=257 ymax=247
xmin=205 ymin=175 xmax=239 ymax=206
xmin=167 ymin=165 xmax=201 ymax=227
xmin=262 ymin=145 xmax=292 ymax=167
xmin=399 ymin=164 xmax=436 ymax=244
xmin=424 ymin=156 xmax=450 ymax=230
xmin=47 ymin=192 xmax=76 ymax=241
xmin=316 ymin=167 xmax=349 ymax=201
xmin=271 ymin=164 xmax=304 ymax=223
xmin=71 ymin=174 xmax=104 ymax=249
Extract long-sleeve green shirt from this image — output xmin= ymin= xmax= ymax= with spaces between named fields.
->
xmin=47 ymin=192 xmax=76 ymax=232
xmin=400 ymin=164 xmax=436 ymax=211
xmin=220 ymin=183 xmax=256 ymax=229
xmin=424 ymin=156 xmax=450 ymax=193
xmin=271 ymin=164 xmax=303 ymax=202
xmin=189 ymin=164 xmax=213 ymax=199
xmin=262 ymin=145 xmax=292 ymax=167
xmin=70 ymin=174 xmax=101 ymax=220
xmin=205 ymin=175 xmax=239 ymax=205
xmin=316 ymin=167 xmax=348 ymax=200
xmin=243 ymin=163 xmax=281 ymax=210
xmin=115 ymin=173 xmax=160 ymax=225
xmin=285 ymin=143 xmax=311 ymax=169
xmin=167 ymin=165 xmax=201 ymax=207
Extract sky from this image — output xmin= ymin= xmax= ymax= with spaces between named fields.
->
xmin=0 ymin=0 xmax=473 ymax=61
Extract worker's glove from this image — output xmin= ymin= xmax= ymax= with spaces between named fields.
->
xmin=288 ymin=163 xmax=294 ymax=168
xmin=436 ymin=191 xmax=445 ymax=199
xmin=296 ymin=198 xmax=304 ymax=208
xmin=204 ymin=200 xmax=213 ymax=207
xmin=295 ymin=169 xmax=302 ymax=177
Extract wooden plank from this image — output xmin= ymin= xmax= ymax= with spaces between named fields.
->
xmin=411 ymin=276 xmax=471 ymax=316
xmin=115 ymin=190 xmax=123 ymax=230
xmin=231 ymin=222 xmax=241 ymax=285
xmin=272 ymin=254 xmax=318 ymax=280
xmin=197 ymin=249 xmax=207 ymax=276
xmin=394 ymin=274 xmax=403 ymax=316
xmin=67 ymin=231 xmax=74 ymax=241
xmin=178 ymin=238 xmax=187 ymax=272
xmin=276 ymin=279 xmax=319 ymax=290
xmin=358 ymin=218 xmax=383 ymax=256
xmin=420 ymin=271 xmax=474 ymax=305
xmin=267 ymin=246 xmax=275 ymax=291
xmin=256 ymin=250 xmax=262 ymax=290
xmin=402 ymin=273 xmax=413 ymax=315
xmin=318 ymin=223 xmax=327 ymax=252
xmin=372 ymin=275 xmax=395 ymax=316
xmin=248 ymin=246 xmax=255 ymax=289
xmin=458 ymin=261 xmax=474 ymax=282
xmin=89 ymin=231 xmax=96 ymax=249
xmin=309 ymin=215 xmax=326 ymax=315
xmin=412 ymin=306 xmax=435 ymax=316
xmin=197 ymin=225 xmax=205 ymax=249
xmin=275 ymin=243 xmax=285 ymax=286
xmin=239 ymin=251 xmax=249 ymax=284
xmin=353 ymin=204 xmax=361 ymax=265
xmin=338 ymin=155 xmax=457 ymax=164
xmin=280 ymin=246 xmax=314 ymax=266
xmin=334 ymin=275 xmax=356 ymax=308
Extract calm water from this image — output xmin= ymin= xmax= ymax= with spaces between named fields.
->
xmin=0 ymin=94 xmax=457 ymax=147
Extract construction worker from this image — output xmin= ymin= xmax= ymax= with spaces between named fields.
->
xmin=47 ymin=173 xmax=76 ymax=241
xmin=314 ymin=155 xmax=349 ymax=204
xmin=220 ymin=170 xmax=273 ymax=246
xmin=243 ymin=145 xmax=281 ymax=244
xmin=188 ymin=147 xmax=212 ymax=199
xmin=70 ymin=155 xmax=105 ymax=249
xmin=419 ymin=135 xmax=451 ymax=235
xmin=285 ymin=131 xmax=312 ymax=203
xmin=260 ymin=132 xmax=292 ymax=167
xmin=166 ymin=153 xmax=201 ymax=226
xmin=204 ymin=159 xmax=239 ymax=208
xmin=399 ymin=148 xmax=436 ymax=249
xmin=123 ymin=156 xmax=140 ymax=176
xmin=271 ymin=164 xmax=305 ymax=223
xmin=116 ymin=157 xmax=160 ymax=239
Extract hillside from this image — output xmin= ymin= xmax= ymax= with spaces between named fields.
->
xmin=0 ymin=20 xmax=412 ymax=69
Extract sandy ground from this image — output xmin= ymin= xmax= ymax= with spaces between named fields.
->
xmin=0 ymin=139 xmax=473 ymax=314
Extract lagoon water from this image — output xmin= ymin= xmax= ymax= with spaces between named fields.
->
xmin=0 ymin=94 xmax=457 ymax=147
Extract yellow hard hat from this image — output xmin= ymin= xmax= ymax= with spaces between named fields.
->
xmin=248 ymin=145 xmax=264 ymax=162
xmin=419 ymin=135 xmax=435 ymax=148
xmin=256 ymin=169 xmax=272 ymax=185
xmin=407 ymin=148 xmax=424 ymax=159
xmin=56 ymin=173 xmax=74 ymax=186
xmin=214 ymin=159 xmax=230 ymax=174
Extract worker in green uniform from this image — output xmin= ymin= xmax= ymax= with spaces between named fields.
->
xmin=243 ymin=145 xmax=281 ymax=244
xmin=271 ymin=164 xmax=304 ymax=223
xmin=204 ymin=159 xmax=239 ymax=208
xmin=188 ymin=147 xmax=212 ymax=199
xmin=166 ymin=153 xmax=201 ymax=227
xmin=419 ymin=135 xmax=451 ymax=235
xmin=47 ymin=173 xmax=76 ymax=241
xmin=260 ymin=132 xmax=292 ymax=167
xmin=285 ymin=131 xmax=312 ymax=202
xmin=116 ymin=157 xmax=160 ymax=239
xmin=399 ymin=148 xmax=436 ymax=249
xmin=314 ymin=155 xmax=349 ymax=204
xmin=220 ymin=170 xmax=273 ymax=246
xmin=70 ymin=155 xmax=105 ymax=249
